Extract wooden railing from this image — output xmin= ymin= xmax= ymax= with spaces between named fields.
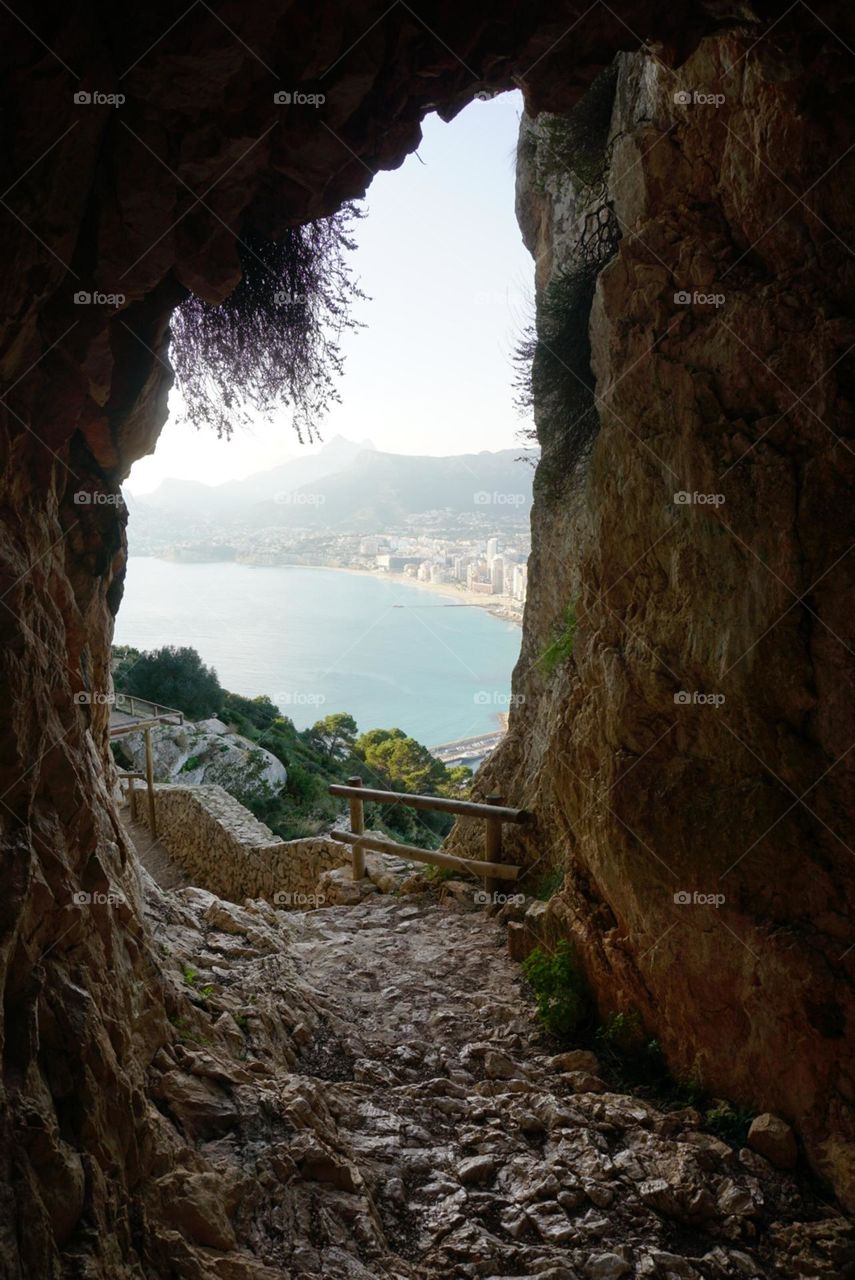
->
xmin=116 ymin=769 xmax=154 ymax=836
xmin=114 ymin=691 xmax=184 ymax=723
xmin=328 ymin=777 xmax=528 ymax=893
xmin=110 ymin=711 xmax=180 ymax=840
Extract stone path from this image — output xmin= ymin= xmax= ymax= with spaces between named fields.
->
xmin=123 ymin=809 xmax=190 ymax=891
xmin=143 ymin=882 xmax=854 ymax=1280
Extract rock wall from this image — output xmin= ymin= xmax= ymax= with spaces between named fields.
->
xmin=119 ymin=717 xmax=288 ymax=800
xmin=138 ymin=783 xmax=348 ymax=904
xmin=470 ymin=33 xmax=855 ymax=1204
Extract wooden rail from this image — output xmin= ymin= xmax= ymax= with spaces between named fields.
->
xmin=329 ymin=778 xmax=527 ymax=893
xmin=109 ymin=701 xmax=183 ymax=839
xmin=116 ymin=769 xmax=157 ymax=838
xmin=114 ymin=691 xmax=184 ymax=724
xmin=112 ymin=724 xmax=159 ymax=837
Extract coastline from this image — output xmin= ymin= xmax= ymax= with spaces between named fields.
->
xmin=127 ymin=553 xmax=523 ymax=627
xmin=318 ymin=563 xmax=523 ymax=627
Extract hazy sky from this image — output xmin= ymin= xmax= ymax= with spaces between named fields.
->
xmin=126 ymin=91 xmax=534 ymax=494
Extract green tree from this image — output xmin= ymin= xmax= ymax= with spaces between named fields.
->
xmin=310 ymin=712 xmax=358 ymax=760
xmin=112 ymin=645 xmax=141 ymax=687
xmin=118 ymin=645 xmax=223 ymax=719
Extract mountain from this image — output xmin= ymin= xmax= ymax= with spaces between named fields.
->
xmin=134 ymin=435 xmax=374 ymax=519
xmin=244 ymin=447 xmax=536 ymax=530
xmin=126 ymin=440 xmax=537 ymax=547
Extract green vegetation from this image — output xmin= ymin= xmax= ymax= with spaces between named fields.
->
xmin=112 ymin=646 xmax=472 ymax=851
xmin=182 ymin=965 xmax=213 ymax=998
xmin=513 ymin=67 xmax=621 ymax=484
xmin=114 ymin=644 xmax=223 ymax=718
xmin=539 ymin=602 xmax=577 ymax=676
xmin=521 ymin=941 xmax=588 ymax=1038
xmin=424 ymin=864 xmax=456 ymax=884
xmin=532 ymin=868 xmax=565 ymax=900
xmin=704 ymin=1101 xmax=754 ymax=1145
xmin=167 ymin=1010 xmax=210 ymax=1046
xmin=594 ymin=1009 xmax=753 ymax=1144
xmin=527 ymin=65 xmax=618 ymax=193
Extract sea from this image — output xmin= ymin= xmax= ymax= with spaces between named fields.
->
xmin=114 ymin=558 xmax=522 ymax=747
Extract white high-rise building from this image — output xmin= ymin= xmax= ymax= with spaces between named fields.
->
xmin=491 ymin=556 xmax=505 ymax=594
xmin=486 ymin=537 xmax=499 ymax=565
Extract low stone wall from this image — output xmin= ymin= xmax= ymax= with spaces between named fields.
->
xmin=135 ymin=783 xmax=350 ymax=905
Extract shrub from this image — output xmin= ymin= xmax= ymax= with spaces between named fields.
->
xmin=533 ymin=868 xmax=565 ymax=900
xmin=521 ymin=941 xmax=587 ymax=1038
xmin=703 ymin=1102 xmax=753 ymax=1145
xmin=539 ymin=603 xmax=577 ymax=675
xmin=117 ymin=644 xmax=223 ymax=719
xmin=513 ymin=67 xmax=621 ymax=487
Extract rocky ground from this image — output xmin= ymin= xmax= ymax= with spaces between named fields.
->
xmin=138 ymin=867 xmax=854 ymax=1280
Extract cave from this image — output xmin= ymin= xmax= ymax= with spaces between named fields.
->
xmin=1 ymin=2 xmax=853 ymax=1277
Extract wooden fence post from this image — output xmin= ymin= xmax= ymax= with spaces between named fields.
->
xmin=484 ymin=795 xmax=504 ymax=903
xmin=144 ymin=727 xmax=157 ymax=838
xmin=348 ymin=775 xmax=365 ymax=881
xmin=127 ymin=773 xmax=136 ymax=821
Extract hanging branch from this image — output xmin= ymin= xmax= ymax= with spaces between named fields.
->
xmin=169 ymin=204 xmax=366 ymax=442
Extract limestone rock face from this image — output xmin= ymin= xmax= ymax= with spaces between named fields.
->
xmin=0 ymin=1 xmax=853 ymax=1275
xmin=466 ymin=31 xmax=855 ymax=1205
xmin=117 ymin=718 xmax=287 ymax=797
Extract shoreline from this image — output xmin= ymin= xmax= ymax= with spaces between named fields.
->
xmin=314 ymin=563 xmax=523 ymax=627
xmin=130 ymin=554 xmax=523 ymax=628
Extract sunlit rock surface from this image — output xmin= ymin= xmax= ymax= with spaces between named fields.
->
xmin=468 ymin=32 xmax=855 ymax=1205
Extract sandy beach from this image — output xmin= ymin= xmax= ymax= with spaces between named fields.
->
xmin=320 ymin=563 xmax=523 ymax=626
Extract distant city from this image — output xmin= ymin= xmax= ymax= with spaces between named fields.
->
xmin=129 ymin=520 xmax=529 ymax=624
xmin=125 ymin=437 xmax=534 ymax=623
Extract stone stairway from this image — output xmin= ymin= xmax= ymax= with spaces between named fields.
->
xmin=122 ymin=808 xmax=190 ymax=891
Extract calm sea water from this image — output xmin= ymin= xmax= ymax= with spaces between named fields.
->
xmin=114 ymin=558 xmax=521 ymax=745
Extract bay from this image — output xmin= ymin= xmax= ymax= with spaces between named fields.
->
xmin=114 ymin=558 xmax=521 ymax=746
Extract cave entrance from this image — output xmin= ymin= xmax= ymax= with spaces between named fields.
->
xmin=112 ymin=92 xmax=532 ymax=851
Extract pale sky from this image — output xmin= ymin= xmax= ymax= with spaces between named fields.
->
xmin=126 ymin=91 xmax=534 ymax=494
